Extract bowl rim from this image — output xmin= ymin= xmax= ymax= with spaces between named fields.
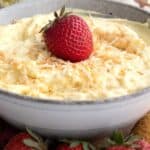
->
xmin=0 ymin=0 xmax=149 ymax=105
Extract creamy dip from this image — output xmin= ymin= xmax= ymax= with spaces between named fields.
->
xmin=0 ymin=10 xmax=149 ymax=101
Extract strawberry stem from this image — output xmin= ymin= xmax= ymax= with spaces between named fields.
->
xmin=54 ymin=11 xmax=59 ymax=19
xmin=60 ymin=5 xmax=66 ymax=16
xmin=40 ymin=6 xmax=72 ymax=33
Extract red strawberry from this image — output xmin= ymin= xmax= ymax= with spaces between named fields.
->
xmin=42 ymin=6 xmax=93 ymax=62
xmin=56 ymin=140 xmax=95 ymax=150
xmin=136 ymin=139 xmax=150 ymax=150
xmin=56 ymin=143 xmax=83 ymax=150
xmin=4 ymin=132 xmax=32 ymax=150
xmin=106 ymin=146 xmax=133 ymax=150
xmin=4 ymin=128 xmax=48 ymax=150
xmin=100 ymin=131 xmax=140 ymax=150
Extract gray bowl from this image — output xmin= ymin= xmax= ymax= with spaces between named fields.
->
xmin=0 ymin=0 xmax=149 ymax=138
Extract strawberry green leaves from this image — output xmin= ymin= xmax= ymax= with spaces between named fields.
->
xmin=23 ymin=128 xmax=48 ymax=150
xmin=100 ymin=131 xmax=141 ymax=150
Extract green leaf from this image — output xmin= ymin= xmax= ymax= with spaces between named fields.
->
xmin=23 ymin=139 xmax=41 ymax=150
xmin=60 ymin=5 xmax=65 ymax=16
xmin=106 ymin=139 xmax=116 ymax=145
xmin=111 ymin=131 xmax=124 ymax=144
xmin=70 ymin=141 xmax=80 ymax=148
xmin=63 ymin=12 xmax=72 ymax=18
xmin=82 ymin=142 xmax=89 ymax=150
xmin=39 ymin=21 xmax=52 ymax=33
xmin=54 ymin=11 xmax=59 ymax=18
xmin=125 ymin=134 xmax=141 ymax=145
xmin=26 ymin=128 xmax=43 ymax=143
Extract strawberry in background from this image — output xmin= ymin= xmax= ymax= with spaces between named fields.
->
xmin=4 ymin=128 xmax=48 ymax=150
xmin=99 ymin=131 xmax=150 ymax=150
xmin=1 ymin=120 xmax=150 ymax=150
xmin=56 ymin=139 xmax=95 ymax=150
xmin=4 ymin=128 xmax=95 ymax=150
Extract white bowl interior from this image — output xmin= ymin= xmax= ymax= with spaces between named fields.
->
xmin=0 ymin=0 xmax=149 ymax=25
